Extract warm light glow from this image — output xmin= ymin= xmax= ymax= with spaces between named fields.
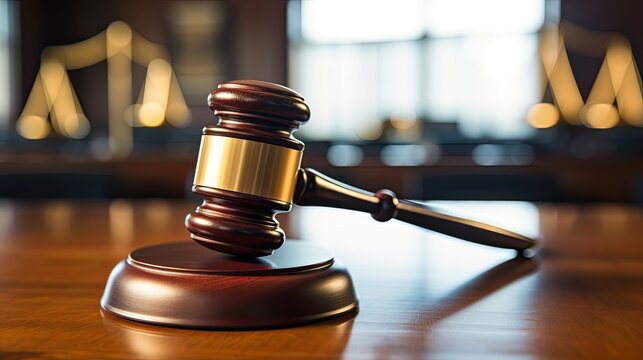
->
xmin=605 ymin=40 xmax=643 ymax=127
xmin=147 ymin=58 xmax=172 ymax=82
xmin=16 ymin=115 xmax=50 ymax=139
xmin=106 ymin=21 xmax=133 ymax=51
xmin=19 ymin=45 xmax=93 ymax=140
xmin=616 ymin=62 xmax=643 ymax=126
xmin=122 ymin=104 xmax=140 ymax=126
xmin=539 ymin=24 xmax=561 ymax=77
xmin=165 ymin=101 xmax=190 ymax=127
xmin=606 ymin=39 xmax=632 ymax=92
xmin=18 ymin=73 xmax=50 ymax=138
xmin=48 ymin=31 xmax=107 ymax=70
xmin=388 ymin=113 xmax=422 ymax=141
xmin=580 ymin=103 xmax=620 ymax=129
xmin=546 ymin=40 xmax=583 ymax=124
xmin=40 ymin=61 xmax=66 ymax=108
xmin=356 ymin=124 xmax=383 ymax=141
xmin=138 ymin=103 xmax=165 ymax=127
xmin=536 ymin=24 xmax=643 ymax=130
xmin=18 ymin=20 xmax=191 ymax=148
xmin=46 ymin=65 xmax=89 ymax=139
xmin=390 ymin=114 xmax=418 ymax=131
xmin=586 ymin=59 xmax=615 ymax=106
xmin=138 ymin=59 xmax=172 ymax=127
xmin=165 ymin=72 xmax=191 ymax=127
xmin=106 ymin=21 xmax=133 ymax=155
xmin=63 ymin=113 xmax=91 ymax=139
xmin=527 ymin=103 xmax=559 ymax=128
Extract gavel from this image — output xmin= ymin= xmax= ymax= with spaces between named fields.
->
xmin=102 ymin=80 xmax=536 ymax=329
xmin=185 ymin=80 xmax=535 ymax=257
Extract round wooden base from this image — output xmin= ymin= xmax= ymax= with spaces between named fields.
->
xmin=100 ymin=241 xmax=358 ymax=329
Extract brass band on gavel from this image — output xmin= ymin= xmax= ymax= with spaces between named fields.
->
xmin=193 ymin=135 xmax=303 ymax=203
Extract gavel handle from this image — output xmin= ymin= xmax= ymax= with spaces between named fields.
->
xmin=294 ymin=168 xmax=535 ymax=251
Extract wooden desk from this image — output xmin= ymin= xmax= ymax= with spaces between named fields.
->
xmin=1 ymin=200 xmax=642 ymax=359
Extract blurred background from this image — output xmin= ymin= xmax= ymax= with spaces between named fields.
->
xmin=1 ymin=0 xmax=642 ymax=202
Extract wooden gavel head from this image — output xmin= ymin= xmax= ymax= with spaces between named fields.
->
xmin=185 ymin=80 xmax=310 ymax=257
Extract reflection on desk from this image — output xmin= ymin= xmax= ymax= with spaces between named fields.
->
xmin=0 ymin=200 xmax=642 ymax=359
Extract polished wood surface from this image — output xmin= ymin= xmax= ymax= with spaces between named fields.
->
xmin=1 ymin=200 xmax=642 ymax=359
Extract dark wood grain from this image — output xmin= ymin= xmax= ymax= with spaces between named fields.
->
xmin=205 ymin=79 xmax=310 ymax=150
xmin=187 ymin=185 xmax=292 ymax=256
xmin=1 ymin=200 xmax=642 ymax=359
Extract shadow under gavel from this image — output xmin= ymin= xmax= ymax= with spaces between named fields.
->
xmin=373 ymin=256 xmax=538 ymax=357
xmin=185 ymin=80 xmax=535 ymax=257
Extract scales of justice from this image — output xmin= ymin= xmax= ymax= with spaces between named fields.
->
xmin=101 ymin=80 xmax=534 ymax=329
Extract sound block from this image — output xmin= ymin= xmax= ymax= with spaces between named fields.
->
xmin=100 ymin=241 xmax=358 ymax=329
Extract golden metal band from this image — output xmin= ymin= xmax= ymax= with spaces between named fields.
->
xmin=193 ymin=135 xmax=302 ymax=203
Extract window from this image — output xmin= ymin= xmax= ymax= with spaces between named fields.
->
xmin=288 ymin=0 xmax=555 ymax=141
